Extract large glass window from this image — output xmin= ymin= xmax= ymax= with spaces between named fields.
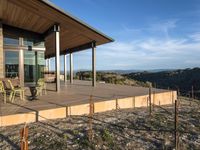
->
xmin=5 ymin=51 xmax=19 ymax=78
xmin=3 ymin=27 xmax=45 ymax=84
xmin=24 ymin=51 xmax=45 ymax=83
xmin=37 ymin=52 xmax=45 ymax=79
xmin=3 ymin=35 xmax=19 ymax=46
xmin=23 ymin=38 xmax=44 ymax=48
xmin=24 ymin=51 xmax=36 ymax=82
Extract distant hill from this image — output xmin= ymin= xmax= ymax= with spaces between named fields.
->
xmin=59 ymin=69 xmax=175 ymax=75
xmin=73 ymin=69 xmax=175 ymax=75
xmin=75 ymin=71 xmax=150 ymax=87
xmin=124 ymin=68 xmax=200 ymax=99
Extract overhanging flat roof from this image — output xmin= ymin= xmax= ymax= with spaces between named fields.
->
xmin=0 ymin=0 xmax=114 ymax=58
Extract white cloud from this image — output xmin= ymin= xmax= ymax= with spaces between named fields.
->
xmin=54 ymin=19 xmax=200 ymax=71
xmin=149 ymin=19 xmax=178 ymax=40
xmin=149 ymin=19 xmax=177 ymax=31
xmin=190 ymin=32 xmax=200 ymax=41
xmin=97 ymin=32 xmax=200 ymax=70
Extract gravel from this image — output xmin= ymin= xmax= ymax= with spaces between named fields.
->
xmin=0 ymin=98 xmax=200 ymax=150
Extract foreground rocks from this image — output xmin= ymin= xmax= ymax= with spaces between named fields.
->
xmin=0 ymin=98 xmax=200 ymax=150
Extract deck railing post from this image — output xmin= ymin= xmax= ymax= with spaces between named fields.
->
xmin=149 ymin=86 xmax=152 ymax=116
xmin=153 ymin=91 xmax=155 ymax=111
xmin=174 ymin=100 xmax=179 ymax=150
xmin=132 ymin=97 xmax=135 ymax=108
xmin=88 ymin=95 xmax=94 ymax=141
xmin=177 ymin=88 xmax=180 ymax=97
xmin=191 ymin=85 xmax=194 ymax=100
xmin=20 ymin=123 xmax=28 ymax=150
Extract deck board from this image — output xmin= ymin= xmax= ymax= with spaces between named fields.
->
xmin=0 ymin=80 xmax=170 ymax=116
xmin=0 ymin=80 xmax=177 ymax=126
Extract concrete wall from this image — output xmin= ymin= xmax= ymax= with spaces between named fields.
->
xmin=0 ymin=22 xmax=4 ymax=78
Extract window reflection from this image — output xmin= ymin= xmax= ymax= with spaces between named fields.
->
xmin=24 ymin=51 xmax=36 ymax=82
xmin=3 ymin=35 xmax=19 ymax=46
xmin=24 ymin=51 xmax=45 ymax=83
xmin=5 ymin=51 xmax=19 ymax=78
xmin=37 ymin=52 xmax=45 ymax=79
xmin=24 ymin=38 xmax=44 ymax=48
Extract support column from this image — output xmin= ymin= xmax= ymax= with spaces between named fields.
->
xmin=35 ymin=51 xmax=38 ymax=83
xmin=70 ymin=53 xmax=73 ymax=84
xmin=64 ymin=54 xmax=67 ymax=83
xmin=45 ymin=59 xmax=48 ymax=72
xmin=0 ymin=22 xmax=4 ymax=78
xmin=48 ymin=58 xmax=50 ymax=73
xmin=54 ymin=24 xmax=60 ymax=92
xmin=92 ymin=42 xmax=96 ymax=87
xmin=45 ymin=59 xmax=48 ymax=71
xmin=19 ymin=37 xmax=24 ymax=87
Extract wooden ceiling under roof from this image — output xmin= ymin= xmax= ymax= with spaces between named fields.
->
xmin=0 ymin=0 xmax=113 ymax=58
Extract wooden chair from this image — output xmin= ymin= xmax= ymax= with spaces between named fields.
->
xmin=36 ymin=78 xmax=47 ymax=96
xmin=0 ymin=81 xmax=6 ymax=103
xmin=8 ymin=80 xmax=25 ymax=102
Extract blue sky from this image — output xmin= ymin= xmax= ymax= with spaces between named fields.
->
xmin=50 ymin=0 xmax=200 ymax=71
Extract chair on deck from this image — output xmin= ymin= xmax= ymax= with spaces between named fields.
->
xmin=0 ymin=81 xmax=6 ymax=103
xmin=8 ymin=80 xmax=25 ymax=102
xmin=36 ymin=78 xmax=47 ymax=96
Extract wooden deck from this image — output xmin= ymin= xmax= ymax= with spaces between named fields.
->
xmin=0 ymin=80 xmax=177 ymax=126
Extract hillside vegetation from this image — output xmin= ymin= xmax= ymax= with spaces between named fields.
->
xmin=75 ymin=71 xmax=150 ymax=87
xmin=124 ymin=68 xmax=200 ymax=99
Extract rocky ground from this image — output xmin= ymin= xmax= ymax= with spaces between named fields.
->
xmin=0 ymin=97 xmax=200 ymax=150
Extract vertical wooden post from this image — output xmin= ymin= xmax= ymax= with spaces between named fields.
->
xmin=174 ymin=100 xmax=179 ymax=150
xmin=172 ymin=91 xmax=174 ymax=104
xmin=153 ymin=91 xmax=155 ymax=111
xmin=149 ymin=86 xmax=152 ymax=116
xmin=88 ymin=95 xmax=94 ymax=141
xmin=177 ymin=88 xmax=180 ymax=97
xmin=116 ymin=98 xmax=119 ymax=109
xmin=20 ymin=124 xmax=28 ymax=150
xmin=191 ymin=86 xmax=194 ymax=100
xmin=132 ymin=97 xmax=135 ymax=108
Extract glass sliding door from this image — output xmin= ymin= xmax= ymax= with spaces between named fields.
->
xmin=3 ymin=26 xmax=46 ymax=86
xmin=24 ymin=51 xmax=36 ymax=83
xmin=24 ymin=51 xmax=45 ymax=83
xmin=5 ymin=51 xmax=19 ymax=78
xmin=37 ymin=52 xmax=45 ymax=80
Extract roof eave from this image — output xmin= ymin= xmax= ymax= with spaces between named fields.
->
xmin=40 ymin=0 xmax=114 ymax=43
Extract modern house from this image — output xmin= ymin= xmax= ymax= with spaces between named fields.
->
xmin=0 ymin=0 xmax=114 ymax=91
xmin=0 ymin=0 xmax=177 ymax=127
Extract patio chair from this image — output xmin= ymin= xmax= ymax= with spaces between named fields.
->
xmin=0 ymin=81 xmax=6 ymax=103
xmin=36 ymin=78 xmax=47 ymax=96
xmin=8 ymin=80 xmax=25 ymax=102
